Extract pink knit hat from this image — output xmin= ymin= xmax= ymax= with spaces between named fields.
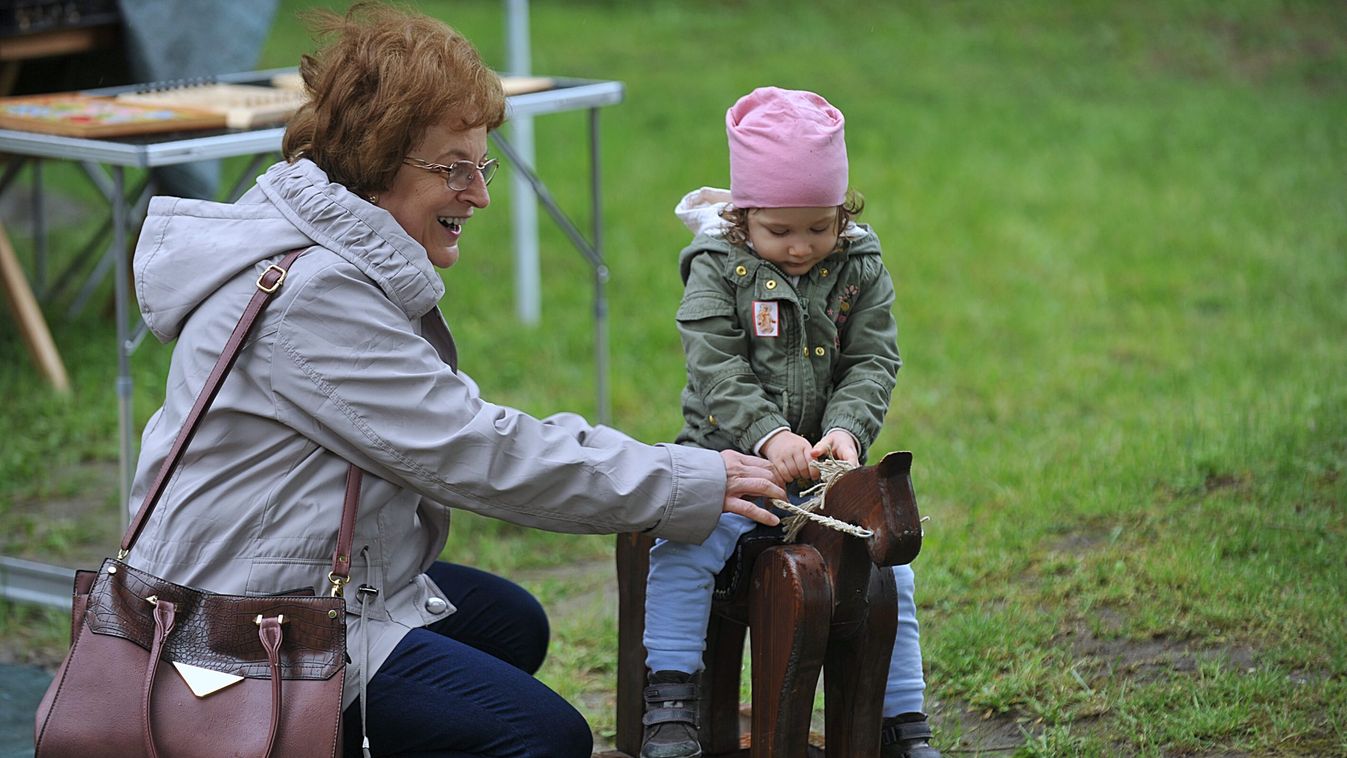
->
xmin=726 ymin=86 xmax=848 ymax=208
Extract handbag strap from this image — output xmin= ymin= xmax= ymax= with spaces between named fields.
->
xmin=140 ymin=599 xmax=290 ymax=758
xmin=119 ymin=249 xmax=362 ymax=593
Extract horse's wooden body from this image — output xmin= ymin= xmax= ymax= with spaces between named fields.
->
xmin=613 ymin=451 xmax=923 ymax=758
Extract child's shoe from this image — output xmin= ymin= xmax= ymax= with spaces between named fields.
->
xmin=640 ymin=670 xmax=702 ymax=758
xmin=881 ymin=712 xmax=941 ymax=758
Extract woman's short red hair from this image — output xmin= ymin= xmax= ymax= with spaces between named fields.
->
xmin=282 ymin=2 xmax=506 ymax=197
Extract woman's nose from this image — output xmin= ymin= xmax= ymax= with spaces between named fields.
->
xmin=461 ymin=176 xmax=490 ymax=208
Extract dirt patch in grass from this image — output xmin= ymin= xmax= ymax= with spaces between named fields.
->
xmin=1145 ymin=8 xmax=1347 ymax=94
xmin=928 ymin=698 xmax=1037 ymax=755
xmin=1067 ymin=620 xmax=1261 ymax=683
xmin=1087 ymin=633 xmax=1253 ymax=679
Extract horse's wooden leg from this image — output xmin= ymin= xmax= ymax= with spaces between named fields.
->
xmin=701 ymin=613 xmax=748 ymax=755
xmin=748 ymin=545 xmax=831 ymax=758
xmin=615 ymin=533 xmax=654 ymax=757
xmin=824 ymin=565 xmax=898 ymax=757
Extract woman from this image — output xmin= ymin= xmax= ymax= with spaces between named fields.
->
xmin=125 ymin=4 xmax=783 ymax=756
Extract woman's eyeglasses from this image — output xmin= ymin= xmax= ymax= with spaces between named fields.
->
xmin=403 ymin=157 xmax=499 ymax=191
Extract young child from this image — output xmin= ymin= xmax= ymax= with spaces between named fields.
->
xmin=640 ymin=87 xmax=939 ymax=758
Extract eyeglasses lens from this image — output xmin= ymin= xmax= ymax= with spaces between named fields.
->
xmin=479 ymin=160 xmax=498 ymax=186
xmin=447 ymin=160 xmax=497 ymax=191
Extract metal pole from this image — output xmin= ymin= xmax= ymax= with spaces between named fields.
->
xmin=67 ymin=175 xmax=154 ymax=318
xmin=505 ymin=0 xmax=541 ymax=324
xmin=590 ymin=109 xmax=610 ymax=425
xmin=33 ymin=160 xmax=46 ymax=296
xmin=489 ymin=133 xmax=602 ymax=269
xmin=489 ymin=131 xmax=609 ymax=422
xmin=0 ymin=556 xmax=74 ymax=610
xmin=112 ymin=166 xmax=133 ymax=520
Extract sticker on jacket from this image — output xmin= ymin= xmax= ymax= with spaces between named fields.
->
xmin=753 ymin=301 xmax=780 ymax=337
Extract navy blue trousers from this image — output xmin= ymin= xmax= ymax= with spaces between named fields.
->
xmin=341 ymin=562 xmax=593 ymax=757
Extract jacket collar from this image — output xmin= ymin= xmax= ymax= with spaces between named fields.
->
xmin=256 ymin=159 xmax=445 ymax=320
xmin=678 ymin=223 xmax=881 ymax=286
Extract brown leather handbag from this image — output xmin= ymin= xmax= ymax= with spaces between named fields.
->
xmin=34 ymin=250 xmax=357 ymax=758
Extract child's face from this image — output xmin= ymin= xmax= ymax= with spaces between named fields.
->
xmin=746 ymin=206 xmax=840 ymax=276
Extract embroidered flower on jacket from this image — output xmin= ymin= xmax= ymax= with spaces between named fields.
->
xmin=831 ymin=284 xmax=861 ymax=328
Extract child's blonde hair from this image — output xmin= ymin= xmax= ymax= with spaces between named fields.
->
xmin=718 ymin=189 xmax=866 ymax=248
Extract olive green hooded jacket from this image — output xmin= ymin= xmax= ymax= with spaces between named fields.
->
xmin=672 ymin=188 xmax=902 ymax=462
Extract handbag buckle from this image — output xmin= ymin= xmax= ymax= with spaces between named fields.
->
xmin=254 ymin=614 xmax=288 ymax=626
xmin=328 ymin=571 xmax=350 ymax=598
xmin=257 ymin=264 xmax=288 ymax=293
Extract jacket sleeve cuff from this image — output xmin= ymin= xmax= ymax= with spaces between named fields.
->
xmin=752 ymin=426 xmax=791 ymax=455
xmin=650 ymin=444 xmax=726 ymax=544
xmin=740 ymin=415 xmax=790 ymax=455
xmin=823 ymin=427 xmax=860 ymax=453
xmin=822 ymin=417 xmax=876 ymax=462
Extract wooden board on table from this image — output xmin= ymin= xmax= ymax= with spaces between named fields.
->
xmin=271 ymin=70 xmax=555 ymax=98
xmin=0 ymin=92 xmax=225 ymax=138
xmin=501 ymin=75 xmax=555 ymax=96
xmin=116 ymin=82 xmax=308 ymax=129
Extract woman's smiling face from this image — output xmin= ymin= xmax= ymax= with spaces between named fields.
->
xmin=378 ymin=118 xmax=492 ymax=269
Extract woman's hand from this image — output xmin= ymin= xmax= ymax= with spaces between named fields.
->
xmin=719 ymin=450 xmax=785 ymax=526
xmin=761 ymin=430 xmax=817 ymax=483
xmin=811 ymin=430 xmax=860 ymax=467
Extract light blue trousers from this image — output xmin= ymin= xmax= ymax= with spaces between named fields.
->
xmin=644 ymin=511 xmax=927 ymax=717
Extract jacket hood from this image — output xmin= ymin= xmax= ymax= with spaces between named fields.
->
xmin=134 ymin=158 xmax=445 ymax=341
xmin=675 ymin=186 xmax=734 ymax=236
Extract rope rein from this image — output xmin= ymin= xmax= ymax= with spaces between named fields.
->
xmin=775 ymin=459 xmax=874 ymax=542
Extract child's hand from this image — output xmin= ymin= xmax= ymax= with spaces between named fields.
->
xmin=762 ymin=431 xmax=818 ymax=483
xmin=811 ymin=430 xmax=859 ymax=467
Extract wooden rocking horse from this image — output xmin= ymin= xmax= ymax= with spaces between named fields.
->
xmin=612 ymin=450 xmax=923 ymax=757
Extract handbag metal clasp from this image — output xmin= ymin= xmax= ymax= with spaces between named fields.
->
xmin=256 ymin=264 xmax=287 ymax=293
xmin=327 ymin=571 xmax=350 ymax=598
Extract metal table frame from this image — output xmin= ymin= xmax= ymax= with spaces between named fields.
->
xmin=0 ymin=69 xmax=622 ymax=608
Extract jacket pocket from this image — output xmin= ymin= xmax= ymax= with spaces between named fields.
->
xmin=245 ymin=554 xmax=387 ymax=616
xmin=245 ymin=556 xmax=333 ymax=596
xmin=677 ymin=294 xmax=735 ymax=322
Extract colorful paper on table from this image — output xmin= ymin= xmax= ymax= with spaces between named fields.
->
xmin=0 ymin=93 xmax=226 ymax=138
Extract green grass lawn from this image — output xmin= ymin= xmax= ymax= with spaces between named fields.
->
xmin=3 ymin=1 xmax=1345 ymax=755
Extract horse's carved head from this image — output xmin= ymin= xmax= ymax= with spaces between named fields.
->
xmin=826 ymin=451 xmax=923 ymax=567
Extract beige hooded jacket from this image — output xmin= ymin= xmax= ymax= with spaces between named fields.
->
xmin=127 ymin=158 xmax=727 ymax=708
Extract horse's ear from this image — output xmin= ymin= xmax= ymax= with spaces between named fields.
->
xmin=875 ymin=451 xmax=913 ymax=477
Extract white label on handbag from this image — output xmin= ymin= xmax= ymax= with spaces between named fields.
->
xmin=172 ymin=660 xmax=245 ymax=697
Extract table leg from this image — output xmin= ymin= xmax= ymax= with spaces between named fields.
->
xmin=589 ymin=108 xmax=610 ymax=425
xmin=489 ymin=126 xmax=611 ymax=424
xmin=112 ymin=166 xmax=134 ymax=519
xmin=0 ymin=221 xmax=70 ymax=393
xmin=32 ymin=160 xmax=46 ymax=296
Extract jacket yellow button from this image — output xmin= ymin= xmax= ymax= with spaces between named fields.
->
xmin=765 ymin=280 xmax=777 ymax=290
xmin=815 ymin=346 xmax=826 ymax=357
xmin=735 ymin=265 xmax=747 ymax=276
xmin=820 ymin=267 xmax=829 ymax=277
xmin=708 ymin=415 xmax=717 ymax=426
xmin=802 ymin=347 xmax=809 ymax=356
xmin=426 ymin=597 xmax=448 ymax=614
